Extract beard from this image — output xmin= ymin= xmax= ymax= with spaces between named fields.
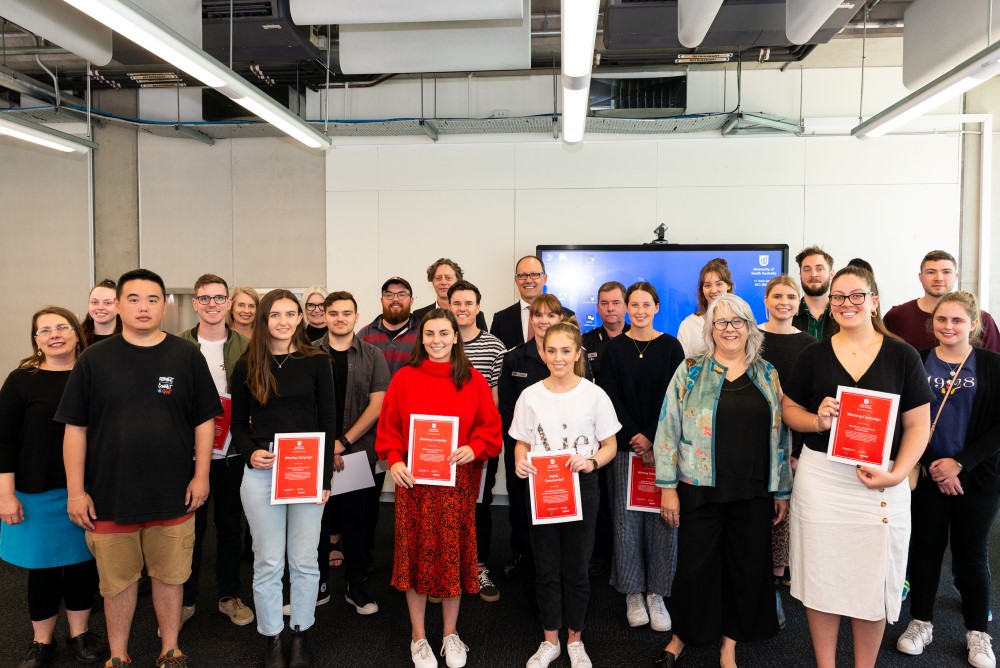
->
xmin=801 ymin=279 xmax=831 ymax=298
xmin=382 ymin=304 xmax=411 ymax=326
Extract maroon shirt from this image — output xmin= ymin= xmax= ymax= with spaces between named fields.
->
xmin=883 ymin=299 xmax=1000 ymax=352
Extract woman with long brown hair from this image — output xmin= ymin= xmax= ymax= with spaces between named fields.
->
xmin=0 ymin=307 xmax=104 ymax=667
xmin=80 ymin=279 xmax=122 ymax=345
xmin=231 ymin=289 xmax=336 ymax=668
xmin=676 ymin=258 xmax=734 ymax=357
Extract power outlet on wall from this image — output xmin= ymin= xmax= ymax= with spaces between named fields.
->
xmin=491 ymin=109 xmax=510 ymax=118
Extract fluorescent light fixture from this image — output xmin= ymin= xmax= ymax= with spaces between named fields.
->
xmin=678 ymin=0 xmax=724 ymax=48
xmin=853 ymin=39 xmax=1000 ymax=139
xmin=786 ymin=0 xmax=842 ymax=45
xmin=0 ymin=113 xmax=97 ymax=153
xmin=561 ymin=0 xmax=600 ymax=78
xmin=561 ymin=86 xmax=589 ymax=144
xmin=60 ymin=0 xmax=331 ymax=149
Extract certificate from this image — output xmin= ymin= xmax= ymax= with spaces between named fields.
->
xmin=476 ymin=461 xmax=488 ymax=504
xmin=528 ymin=450 xmax=583 ymax=525
xmin=330 ymin=451 xmax=376 ymax=497
xmin=270 ymin=432 xmax=325 ymax=504
xmin=407 ymin=415 xmax=458 ymax=487
xmin=212 ymin=394 xmax=232 ymax=459
xmin=827 ymin=386 xmax=900 ymax=471
xmin=626 ymin=453 xmax=660 ymax=513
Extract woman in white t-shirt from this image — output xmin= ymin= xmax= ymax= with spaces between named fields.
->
xmin=511 ymin=321 xmax=620 ymax=668
xmin=676 ymin=258 xmax=734 ymax=357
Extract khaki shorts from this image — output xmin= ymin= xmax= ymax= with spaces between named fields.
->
xmin=85 ymin=516 xmax=195 ymax=598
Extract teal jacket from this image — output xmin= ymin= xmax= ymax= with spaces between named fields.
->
xmin=177 ymin=325 xmax=249 ymax=393
xmin=653 ymin=354 xmax=792 ymax=499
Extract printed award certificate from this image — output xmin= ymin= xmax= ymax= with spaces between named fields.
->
xmin=626 ymin=453 xmax=660 ymax=513
xmin=212 ymin=394 xmax=232 ymax=459
xmin=476 ymin=461 xmax=488 ymax=504
xmin=827 ymin=386 xmax=900 ymax=471
xmin=528 ymin=450 xmax=583 ymax=525
xmin=270 ymin=432 xmax=325 ymax=504
xmin=407 ymin=415 xmax=458 ymax=487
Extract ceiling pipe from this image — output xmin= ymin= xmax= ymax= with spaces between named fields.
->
xmin=678 ymin=0 xmax=724 ymax=48
xmin=786 ymin=0 xmax=843 ymax=44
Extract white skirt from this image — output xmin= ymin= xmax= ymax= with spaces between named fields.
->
xmin=789 ymin=447 xmax=910 ymax=623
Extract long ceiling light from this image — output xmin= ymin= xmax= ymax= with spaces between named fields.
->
xmin=0 ymin=113 xmax=97 ymax=153
xmin=853 ymin=39 xmax=1000 ymax=139
xmin=560 ymin=0 xmax=600 ymax=144
xmin=60 ymin=0 xmax=332 ymax=149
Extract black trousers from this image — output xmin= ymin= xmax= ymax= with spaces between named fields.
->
xmin=365 ymin=470 xmax=386 ymax=559
xmin=529 ymin=472 xmax=599 ymax=632
xmin=185 ymin=457 xmax=245 ymax=606
xmin=475 ymin=455 xmax=500 ymax=564
xmin=908 ymin=474 xmax=1000 ymax=631
xmin=28 ymin=560 xmax=99 ymax=621
xmin=591 ymin=463 xmax=613 ymax=563
xmin=318 ymin=484 xmax=368 ymax=587
xmin=671 ymin=494 xmax=778 ymax=646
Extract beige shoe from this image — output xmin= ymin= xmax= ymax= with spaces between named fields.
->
xmin=218 ymin=597 xmax=255 ymax=626
xmin=156 ymin=605 xmax=195 ymax=638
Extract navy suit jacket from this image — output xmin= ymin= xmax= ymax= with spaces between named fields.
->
xmin=490 ymin=301 xmax=576 ymax=350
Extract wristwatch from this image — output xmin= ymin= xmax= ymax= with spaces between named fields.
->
xmin=339 ymin=435 xmax=351 ymax=451
xmin=589 ymin=458 xmax=599 ymax=472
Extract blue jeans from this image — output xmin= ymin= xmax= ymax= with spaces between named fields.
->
xmin=240 ymin=468 xmax=325 ymax=636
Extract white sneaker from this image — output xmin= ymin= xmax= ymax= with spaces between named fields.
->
xmin=526 ymin=641 xmax=561 ymax=668
xmin=646 ymin=594 xmax=672 ymax=632
xmin=440 ymin=633 xmax=468 ymax=668
xmin=410 ymin=639 xmax=438 ymax=668
xmin=566 ymin=641 xmax=593 ymax=668
xmin=897 ymin=619 xmax=933 ymax=655
xmin=968 ymin=630 xmax=996 ymax=668
xmin=626 ymin=593 xmax=649 ymax=627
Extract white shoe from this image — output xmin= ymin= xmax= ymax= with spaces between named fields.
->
xmin=968 ymin=630 xmax=996 ymax=668
xmin=526 ymin=641 xmax=561 ymax=668
xmin=566 ymin=641 xmax=593 ymax=668
xmin=626 ymin=593 xmax=649 ymax=627
xmin=440 ymin=633 xmax=468 ymax=668
xmin=646 ymin=594 xmax=672 ymax=632
xmin=411 ymin=639 xmax=438 ymax=668
xmin=897 ymin=619 xmax=933 ymax=655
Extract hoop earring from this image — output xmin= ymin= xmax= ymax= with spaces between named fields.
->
xmin=36 ymin=349 xmax=42 ymax=357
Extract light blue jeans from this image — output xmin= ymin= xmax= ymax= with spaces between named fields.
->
xmin=240 ymin=468 xmax=325 ymax=636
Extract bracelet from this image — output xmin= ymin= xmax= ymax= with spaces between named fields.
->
xmin=813 ymin=415 xmax=828 ymax=434
xmin=68 ymin=493 xmax=88 ymax=502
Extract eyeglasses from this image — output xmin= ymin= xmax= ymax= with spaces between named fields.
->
xmin=515 ymin=272 xmax=545 ymax=281
xmin=382 ymin=291 xmax=411 ymax=300
xmin=195 ymin=295 xmax=228 ymax=305
xmin=35 ymin=324 xmax=74 ymax=337
xmin=829 ymin=292 xmax=871 ymax=306
xmin=712 ymin=318 xmax=747 ymax=331
xmin=304 ymin=303 xmax=325 ymax=312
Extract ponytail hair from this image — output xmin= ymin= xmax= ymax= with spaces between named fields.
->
xmin=830 ymin=265 xmax=900 ymax=342
xmin=543 ymin=319 xmax=586 ymax=378
xmin=932 ymin=291 xmax=984 ymax=347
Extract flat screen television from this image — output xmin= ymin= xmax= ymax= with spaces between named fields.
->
xmin=538 ymin=244 xmax=789 ymax=336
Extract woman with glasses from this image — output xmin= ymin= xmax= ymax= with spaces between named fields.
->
xmin=895 ymin=291 xmax=1000 ymax=668
xmin=0 ymin=307 xmax=105 ymax=667
xmin=302 ymin=285 xmax=328 ymax=342
xmin=228 ymin=287 xmax=260 ymax=339
xmin=231 ymin=289 xmax=336 ymax=668
xmin=81 ymin=279 xmax=121 ymax=345
xmin=676 ymin=258 xmax=734 ymax=357
xmin=782 ymin=266 xmax=932 ymax=668
xmin=654 ymin=294 xmax=791 ymax=668
xmin=376 ymin=310 xmax=502 ymax=668
xmin=598 ymin=282 xmax=684 ymax=633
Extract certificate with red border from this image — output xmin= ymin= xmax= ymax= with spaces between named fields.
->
xmin=626 ymin=453 xmax=660 ymax=513
xmin=407 ymin=415 xmax=458 ymax=487
xmin=528 ymin=450 xmax=583 ymax=525
xmin=270 ymin=432 xmax=325 ymax=504
xmin=212 ymin=394 xmax=232 ymax=459
xmin=475 ymin=461 xmax=488 ymax=503
xmin=827 ymin=386 xmax=899 ymax=471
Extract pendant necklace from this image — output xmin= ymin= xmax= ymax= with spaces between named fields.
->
xmin=631 ymin=336 xmax=653 ymax=359
xmin=272 ymin=353 xmax=291 ymax=369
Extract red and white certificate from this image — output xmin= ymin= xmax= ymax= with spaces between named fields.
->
xmin=528 ymin=450 xmax=583 ymax=525
xmin=407 ymin=415 xmax=458 ymax=487
xmin=475 ymin=461 xmax=488 ymax=503
xmin=827 ymin=386 xmax=900 ymax=471
xmin=626 ymin=453 xmax=660 ymax=513
xmin=212 ymin=394 xmax=232 ymax=459
xmin=270 ymin=432 xmax=325 ymax=504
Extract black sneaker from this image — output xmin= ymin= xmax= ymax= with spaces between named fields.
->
xmin=478 ymin=567 xmax=500 ymax=602
xmin=503 ymin=553 xmax=522 ymax=579
xmin=345 ymin=583 xmax=379 ymax=615
xmin=317 ymin=581 xmax=331 ymax=606
xmin=65 ymin=631 xmax=104 ymax=664
xmin=20 ymin=641 xmax=56 ymax=668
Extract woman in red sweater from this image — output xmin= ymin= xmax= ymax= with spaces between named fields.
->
xmin=376 ymin=309 xmax=502 ymax=668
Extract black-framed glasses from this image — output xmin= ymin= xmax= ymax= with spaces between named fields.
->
xmin=382 ymin=291 xmax=411 ymax=300
xmin=829 ymin=292 xmax=871 ymax=306
xmin=515 ymin=272 xmax=545 ymax=281
xmin=304 ymin=303 xmax=325 ymax=312
xmin=712 ymin=318 xmax=747 ymax=331
xmin=195 ymin=295 xmax=228 ymax=305
xmin=35 ymin=324 xmax=73 ymax=337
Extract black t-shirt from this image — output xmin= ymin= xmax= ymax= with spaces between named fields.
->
xmin=329 ymin=348 xmax=349 ymax=434
xmin=306 ymin=324 xmax=328 ymax=342
xmin=0 ymin=368 xmax=72 ymax=493
xmin=55 ymin=335 xmax=223 ymax=523
xmin=783 ymin=337 xmax=932 ymax=460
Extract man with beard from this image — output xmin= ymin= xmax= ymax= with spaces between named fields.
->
xmin=358 ymin=277 xmax=419 ymax=378
xmin=792 ymin=246 xmax=839 ymax=340
xmin=884 ymin=249 xmax=1000 ymax=352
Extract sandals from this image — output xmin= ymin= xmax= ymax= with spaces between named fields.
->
xmin=328 ymin=534 xmax=344 ymax=568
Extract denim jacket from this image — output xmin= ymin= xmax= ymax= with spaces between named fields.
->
xmin=653 ymin=354 xmax=792 ymax=499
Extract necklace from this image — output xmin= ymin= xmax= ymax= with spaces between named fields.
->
xmin=272 ymin=353 xmax=291 ymax=369
xmin=842 ymin=334 xmax=879 ymax=358
xmin=631 ymin=335 xmax=655 ymax=359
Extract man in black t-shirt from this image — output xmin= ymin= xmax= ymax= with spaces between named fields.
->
xmin=57 ymin=269 xmax=222 ymax=668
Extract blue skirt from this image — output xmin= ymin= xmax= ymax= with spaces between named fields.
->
xmin=0 ymin=489 xmax=93 ymax=569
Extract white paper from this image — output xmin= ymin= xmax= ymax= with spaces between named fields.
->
xmin=476 ymin=462 xmax=489 ymax=503
xmin=330 ymin=452 xmax=376 ymax=496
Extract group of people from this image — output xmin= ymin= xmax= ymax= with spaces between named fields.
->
xmin=0 ymin=246 xmax=997 ymax=668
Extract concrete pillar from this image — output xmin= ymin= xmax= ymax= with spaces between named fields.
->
xmin=92 ymin=88 xmax=139 ymax=281
xmin=962 ymin=78 xmax=1000 ymax=315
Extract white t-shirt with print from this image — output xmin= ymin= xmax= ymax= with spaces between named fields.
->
xmin=509 ymin=378 xmax=621 ymax=458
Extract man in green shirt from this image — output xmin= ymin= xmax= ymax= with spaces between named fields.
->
xmin=791 ymin=245 xmax=839 ymax=340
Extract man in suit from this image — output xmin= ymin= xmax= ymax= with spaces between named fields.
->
xmin=490 ymin=256 xmax=574 ymax=349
